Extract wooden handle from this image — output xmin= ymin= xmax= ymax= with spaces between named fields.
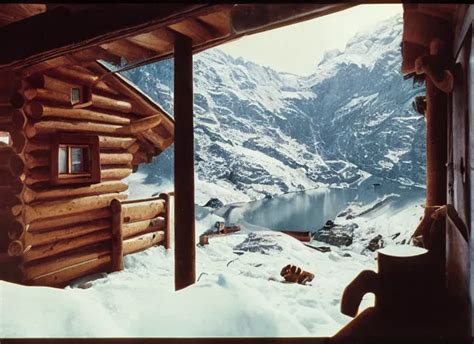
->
xmin=341 ymin=270 xmax=379 ymax=317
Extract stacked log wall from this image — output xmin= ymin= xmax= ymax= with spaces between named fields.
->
xmin=0 ymin=65 xmax=172 ymax=287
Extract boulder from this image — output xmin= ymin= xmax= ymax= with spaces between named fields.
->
xmin=313 ymin=223 xmax=356 ymax=247
xmin=204 ymin=198 xmax=224 ymax=209
xmin=367 ymin=234 xmax=384 ymax=252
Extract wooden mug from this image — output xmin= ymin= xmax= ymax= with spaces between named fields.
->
xmin=340 ymin=245 xmax=436 ymax=318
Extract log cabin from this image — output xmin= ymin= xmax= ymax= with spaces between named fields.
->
xmin=0 ymin=2 xmax=473 ymax=342
xmin=0 ymin=52 xmax=174 ymax=287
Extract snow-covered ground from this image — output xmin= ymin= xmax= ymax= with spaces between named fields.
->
xmin=0 ymin=179 xmax=424 ymax=338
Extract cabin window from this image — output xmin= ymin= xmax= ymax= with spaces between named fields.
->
xmin=51 ymin=135 xmax=100 ymax=185
xmin=70 ymin=86 xmax=92 ymax=108
xmin=58 ymin=145 xmax=91 ymax=175
xmin=0 ymin=131 xmax=11 ymax=145
xmin=71 ymin=87 xmax=82 ymax=105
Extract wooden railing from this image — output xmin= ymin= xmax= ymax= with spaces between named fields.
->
xmin=110 ymin=193 xmax=171 ymax=272
xmin=19 ymin=193 xmax=171 ymax=287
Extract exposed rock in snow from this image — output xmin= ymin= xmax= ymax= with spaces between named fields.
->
xmin=312 ymin=223 xmax=356 ymax=247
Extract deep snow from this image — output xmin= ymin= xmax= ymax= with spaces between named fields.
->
xmin=0 ymin=188 xmax=423 ymax=337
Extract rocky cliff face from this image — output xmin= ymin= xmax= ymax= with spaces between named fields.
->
xmin=123 ymin=13 xmax=425 ymax=201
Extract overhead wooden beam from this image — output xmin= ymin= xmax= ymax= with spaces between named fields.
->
xmin=169 ymin=17 xmax=219 ymax=43
xmin=127 ymin=34 xmax=169 ymax=54
xmin=0 ymin=4 xmax=211 ymax=68
xmin=101 ymin=39 xmax=156 ymax=63
xmin=230 ymin=3 xmax=355 ymax=35
xmin=174 ymin=32 xmax=195 ymax=291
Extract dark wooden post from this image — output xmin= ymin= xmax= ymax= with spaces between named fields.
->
xmin=174 ymin=32 xmax=195 ymax=291
xmin=110 ymin=198 xmax=124 ymax=271
xmin=425 ymin=77 xmax=448 ymax=207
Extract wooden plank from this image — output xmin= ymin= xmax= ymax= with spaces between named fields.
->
xmin=100 ymin=39 xmax=157 ymax=63
xmin=122 ymin=216 xmax=165 ymax=239
xmin=123 ymin=230 xmax=165 ymax=255
xmin=121 ymin=199 xmax=165 ymax=222
xmin=29 ymin=254 xmax=111 ymax=287
xmin=24 ymin=220 xmax=110 ymax=246
xmin=174 ymin=32 xmax=195 ymax=291
xmin=198 ymin=8 xmax=232 ymax=37
xmin=23 ymin=244 xmax=110 ymax=281
xmin=169 ymin=17 xmax=218 ymax=43
xmin=28 ymin=208 xmax=111 ymax=232
xmin=23 ymin=228 xmax=112 ymax=263
xmin=21 ymin=192 xmax=127 ymax=224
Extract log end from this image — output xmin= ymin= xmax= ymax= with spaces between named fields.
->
xmin=10 ymin=93 xmax=25 ymax=109
xmin=11 ymin=110 xmax=27 ymax=129
xmin=10 ymin=131 xmax=26 ymax=153
xmin=9 ymin=154 xmax=25 ymax=176
xmin=8 ymin=221 xmax=25 ymax=240
xmin=8 ymin=240 xmax=24 ymax=256
xmin=24 ymin=101 xmax=43 ymax=119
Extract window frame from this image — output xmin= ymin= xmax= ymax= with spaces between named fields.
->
xmin=70 ymin=85 xmax=92 ymax=108
xmin=51 ymin=134 xmax=100 ymax=185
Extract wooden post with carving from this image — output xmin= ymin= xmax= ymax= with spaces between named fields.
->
xmin=110 ymin=198 xmax=124 ymax=272
xmin=174 ymin=31 xmax=195 ymax=291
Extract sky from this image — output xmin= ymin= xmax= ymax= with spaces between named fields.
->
xmin=218 ymin=4 xmax=402 ymax=76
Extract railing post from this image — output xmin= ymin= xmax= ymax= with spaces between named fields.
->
xmin=110 ymin=198 xmax=124 ymax=272
xmin=159 ymin=192 xmax=171 ymax=249
xmin=174 ymin=31 xmax=195 ymax=291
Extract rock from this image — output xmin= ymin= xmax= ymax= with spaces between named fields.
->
xmin=315 ymin=246 xmax=331 ymax=253
xmin=391 ymin=232 xmax=401 ymax=240
xmin=367 ymin=234 xmax=384 ymax=252
xmin=324 ymin=220 xmax=335 ymax=229
xmin=342 ymin=252 xmax=352 ymax=257
xmin=204 ymin=198 xmax=224 ymax=209
xmin=312 ymin=223 xmax=355 ymax=247
xmin=233 ymin=232 xmax=283 ymax=254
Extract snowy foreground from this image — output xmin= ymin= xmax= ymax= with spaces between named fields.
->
xmin=0 ymin=191 xmax=423 ymax=338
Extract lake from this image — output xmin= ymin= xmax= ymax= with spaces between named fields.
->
xmin=216 ymin=177 xmax=425 ymax=232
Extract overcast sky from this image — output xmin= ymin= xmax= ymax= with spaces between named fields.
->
xmin=217 ymin=4 xmax=402 ymax=76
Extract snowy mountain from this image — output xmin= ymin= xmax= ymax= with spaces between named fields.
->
xmin=123 ymin=13 xmax=425 ymax=202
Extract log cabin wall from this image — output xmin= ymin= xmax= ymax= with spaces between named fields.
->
xmin=0 ymin=62 xmax=173 ymax=287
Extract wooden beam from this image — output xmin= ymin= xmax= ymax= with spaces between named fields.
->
xmin=230 ymin=3 xmax=355 ymax=35
xmin=101 ymin=39 xmax=156 ymax=63
xmin=169 ymin=17 xmax=219 ymax=43
xmin=174 ymin=32 xmax=195 ymax=291
xmin=0 ymin=4 xmax=211 ymax=68
xmin=127 ymin=33 xmax=170 ymax=54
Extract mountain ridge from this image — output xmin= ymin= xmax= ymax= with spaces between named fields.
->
xmin=123 ymin=13 xmax=425 ymax=203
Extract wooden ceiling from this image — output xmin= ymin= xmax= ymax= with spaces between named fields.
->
xmin=0 ymin=3 xmax=355 ymax=74
xmin=0 ymin=4 xmax=46 ymax=27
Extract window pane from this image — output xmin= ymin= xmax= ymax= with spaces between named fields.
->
xmin=71 ymin=147 xmax=86 ymax=173
xmin=58 ymin=146 xmax=68 ymax=173
xmin=71 ymin=88 xmax=81 ymax=104
xmin=0 ymin=131 xmax=10 ymax=145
